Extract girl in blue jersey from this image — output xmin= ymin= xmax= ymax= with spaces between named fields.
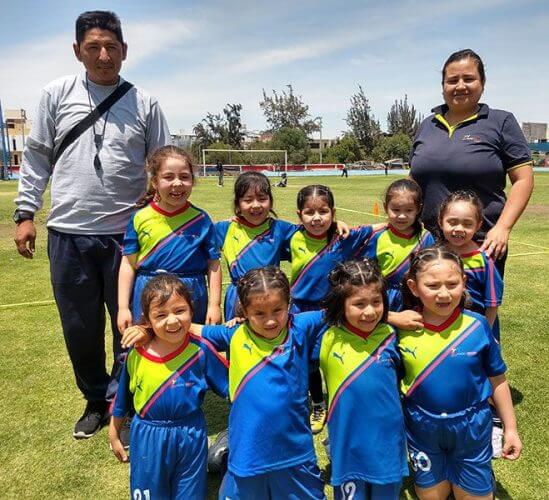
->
xmin=400 ymin=247 xmax=521 ymax=500
xmin=118 ymin=146 xmax=222 ymax=332
xmin=194 ymin=266 xmax=326 ymax=499
xmin=438 ymin=191 xmax=503 ymax=337
xmin=215 ymin=171 xmax=296 ymax=321
xmin=110 ymin=274 xmax=228 ymax=499
xmin=356 ymin=179 xmax=435 ymax=312
xmin=290 ymin=185 xmax=373 ymax=434
xmin=312 ymin=260 xmax=408 ymax=500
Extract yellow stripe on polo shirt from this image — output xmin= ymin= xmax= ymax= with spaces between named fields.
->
xmin=435 ymin=113 xmax=479 ymax=138
xmin=228 ymin=323 xmax=287 ymax=400
xmin=399 ymin=312 xmax=476 ymax=395
xmin=507 ymin=160 xmax=533 ymax=172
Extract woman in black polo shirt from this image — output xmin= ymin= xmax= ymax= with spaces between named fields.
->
xmin=410 ymin=49 xmax=534 ymax=274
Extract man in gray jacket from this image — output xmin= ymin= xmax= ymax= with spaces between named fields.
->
xmin=13 ymin=11 xmax=171 ymax=439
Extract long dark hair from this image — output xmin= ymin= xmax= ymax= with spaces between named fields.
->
xmin=323 ymin=259 xmax=388 ymax=326
xmin=384 ymin=178 xmax=424 ymax=235
xmin=296 ymin=184 xmax=337 ymax=242
xmin=233 ymin=171 xmax=277 ymax=218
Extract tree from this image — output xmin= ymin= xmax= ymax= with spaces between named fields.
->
xmin=387 ymin=95 xmax=422 ymax=139
xmin=345 ymin=85 xmax=381 ymax=154
xmin=260 ymin=85 xmax=319 ymax=134
xmin=193 ymin=103 xmax=245 ymax=149
xmin=371 ymin=133 xmax=412 ymax=163
xmin=322 ymin=134 xmax=362 ymax=164
xmin=271 ymin=127 xmax=310 ymax=164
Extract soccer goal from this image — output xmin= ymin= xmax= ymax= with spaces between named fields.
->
xmin=201 ymin=148 xmax=288 ymax=177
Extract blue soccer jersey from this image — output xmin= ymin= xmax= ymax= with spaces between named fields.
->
xmin=356 ymin=224 xmax=435 ymax=310
xmin=111 ymin=334 xmax=228 ymax=420
xmin=461 ymin=250 xmax=503 ymax=314
xmin=123 ymin=201 xmax=219 ymax=275
xmin=312 ymin=322 xmax=407 ymax=486
xmin=216 ymin=217 xmax=297 ymax=319
xmin=398 ymin=309 xmax=506 ymax=414
xmin=290 ymin=225 xmax=373 ymax=306
xmin=202 ymin=311 xmax=324 ymax=477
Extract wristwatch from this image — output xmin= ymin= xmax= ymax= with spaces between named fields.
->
xmin=13 ymin=210 xmax=35 ymax=224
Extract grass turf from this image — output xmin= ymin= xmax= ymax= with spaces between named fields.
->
xmin=0 ymin=173 xmax=548 ymax=499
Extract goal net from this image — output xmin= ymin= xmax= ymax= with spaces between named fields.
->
xmin=200 ymin=148 xmax=288 ymax=177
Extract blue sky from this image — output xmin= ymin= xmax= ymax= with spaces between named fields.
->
xmin=2 ymin=0 xmax=548 ymax=138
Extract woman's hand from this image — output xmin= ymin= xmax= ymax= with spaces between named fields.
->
xmin=121 ymin=325 xmax=151 ymax=349
xmin=480 ymin=224 xmax=510 ymax=260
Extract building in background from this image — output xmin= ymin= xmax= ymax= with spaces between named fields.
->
xmin=5 ymin=109 xmax=32 ymax=168
xmin=521 ymin=122 xmax=548 ymax=143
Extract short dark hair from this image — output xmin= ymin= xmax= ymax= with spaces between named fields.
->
xmin=323 ymin=259 xmax=389 ymax=327
xmin=442 ymin=49 xmax=486 ymax=86
xmin=140 ymin=274 xmax=194 ymax=325
xmin=76 ymin=11 xmax=124 ymax=45
xmin=297 ymin=184 xmax=337 ymax=242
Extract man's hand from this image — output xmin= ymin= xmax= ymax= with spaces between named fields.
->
xmin=14 ymin=220 xmax=37 ymax=259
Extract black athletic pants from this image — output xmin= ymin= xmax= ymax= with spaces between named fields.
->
xmin=48 ymin=229 xmax=124 ymax=403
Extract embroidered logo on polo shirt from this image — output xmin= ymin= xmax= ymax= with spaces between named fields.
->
xmin=401 ymin=346 xmax=418 ymax=358
xmin=332 ymin=352 xmax=345 ymax=364
xmin=462 ymin=134 xmax=482 ymax=143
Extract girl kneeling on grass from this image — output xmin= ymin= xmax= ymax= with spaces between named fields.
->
xmin=109 ymin=274 xmax=228 ymax=499
xmin=399 ymin=247 xmax=521 ymax=500
xmin=313 ymin=260 xmax=408 ymax=500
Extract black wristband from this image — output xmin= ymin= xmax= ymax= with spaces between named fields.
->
xmin=13 ymin=210 xmax=35 ymax=224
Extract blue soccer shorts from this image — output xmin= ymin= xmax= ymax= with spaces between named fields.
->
xmin=129 ymin=413 xmax=208 ymax=500
xmin=333 ymin=480 xmax=401 ymax=500
xmin=404 ymin=402 xmax=494 ymax=496
xmin=219 ymin=459 xmax=325 ymax=499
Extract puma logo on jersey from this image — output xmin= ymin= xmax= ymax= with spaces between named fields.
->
xmin=333 ymin=352 xmax=344 ymax=364
xmin=233 ymin=235 xmax=240 ymax=243
xmin=141 ymin=229 xmax=151 ymax=239
xmin=401 ymin=346 xmax=418 ymax=358
xmin=243 ymin=342 xmax=253 ymax=354
xmin=135 ymin=380 xmax=143 ymax=392
xmin=298 ymin=247 xmax=306 ymax=253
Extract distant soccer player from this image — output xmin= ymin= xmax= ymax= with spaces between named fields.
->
xmin=313 ymin=260 xmax=408 ymax=499
xmin=216 ymin=159 xmax=224 ymax=187
xmin=110 ymin=274 xmax=228 ymax=499
xmin=400 ymin=247 xmax=521 ymax=499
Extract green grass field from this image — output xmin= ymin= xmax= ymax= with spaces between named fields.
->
xmin=1 ymin=174 xmax=548 ymax=499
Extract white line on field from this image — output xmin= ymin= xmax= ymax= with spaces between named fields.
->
xmin=337 ymin=206 xmax=384 ymax=218
xmin=509 ymin=251 xmax=549 ymax=257
xmin=0 ymin=299 xmax=55 ymax=309
xmin=509 ymin=240 xmax=549 ymax=250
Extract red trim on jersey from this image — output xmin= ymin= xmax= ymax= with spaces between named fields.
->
xmin=343 ymin=320 xmax=374 ymax=339
xmin=423 ymin=307 xmax=461 ymax=332
xmin=151 ymin=200 xmax=190 ymax=217
xmin=137 ymin=334 xmax=190 ymax=363
xmin=388 ymin=224 xmax=414 ymax=239
xmin=460 ymin=249 xmax=481 ymax=258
